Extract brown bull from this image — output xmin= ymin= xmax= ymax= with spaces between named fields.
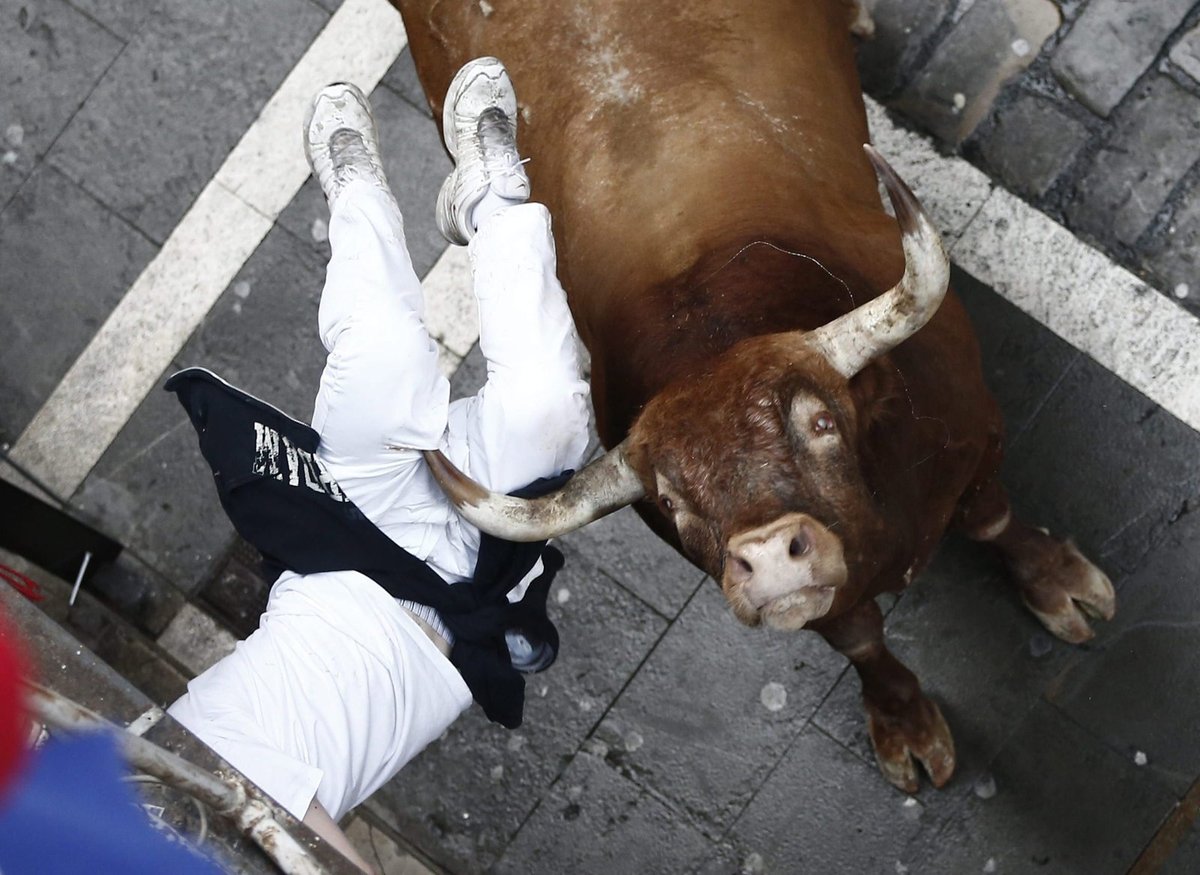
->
xmin=394 ymin=0 xmax=1116 ymax=792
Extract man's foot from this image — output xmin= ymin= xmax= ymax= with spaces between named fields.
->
xmin=304 ymin=82 xmax=390 ymax=206
xmin=435 ymin=57 xmax=531 ymax=245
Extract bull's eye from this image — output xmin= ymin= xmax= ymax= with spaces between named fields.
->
xmin=813 ymin=412 xmax=837 ymax=434
xmin=659 ymin=495 xmax=675 ymax=514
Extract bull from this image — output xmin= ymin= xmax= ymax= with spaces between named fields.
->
xmin=392 ymin=0 xmax=1115 ymax=792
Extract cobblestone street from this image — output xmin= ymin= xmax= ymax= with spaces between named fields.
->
xmin=2 ymin=1 xmax=1199 ymax=873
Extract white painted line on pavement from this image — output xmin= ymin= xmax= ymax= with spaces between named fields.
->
xmin=7 ymin=0 xmax=408 ymax=498
xmin=866 ymin=98 xmax=1200 ymax=433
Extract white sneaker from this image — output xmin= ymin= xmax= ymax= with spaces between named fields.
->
xmin=303 ymin=82 xmax=390 ymax=206
xmin=435 ymin=57 xmax=531 ymax=245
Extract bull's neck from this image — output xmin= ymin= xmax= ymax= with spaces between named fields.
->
xmin=583 ymin=220 xmax=901 ymax=444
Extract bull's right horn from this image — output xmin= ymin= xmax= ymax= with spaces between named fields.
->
xmin=807 ymin=145 xmax=950 ymax=378
xmin=422 ymin=440 xmax=647 ymax=542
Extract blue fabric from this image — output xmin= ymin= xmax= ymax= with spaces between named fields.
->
xmin=0 ymin=732 xmax=219 ymax=874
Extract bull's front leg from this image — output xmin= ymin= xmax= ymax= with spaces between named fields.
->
xmin=817 ymin=599 xmax=955 ymax=792
xmin=957 ymin=477 xmax=1116 ymax=643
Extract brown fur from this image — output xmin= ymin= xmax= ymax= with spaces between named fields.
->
xmin=389 ymin=0 xmax=1110 ymax=791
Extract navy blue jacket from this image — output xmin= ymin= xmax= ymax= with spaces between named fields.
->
xmin=166 ymin=367 xmax=566 ymax=729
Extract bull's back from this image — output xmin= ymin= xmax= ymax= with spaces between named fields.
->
xmin=393 ymin=0 xmax=877 ymax=320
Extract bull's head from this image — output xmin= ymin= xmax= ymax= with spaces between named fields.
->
xmin=423 ymin=146 xmax=950 ymax=630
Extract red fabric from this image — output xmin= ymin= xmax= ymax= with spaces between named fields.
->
xmin=0 ymin=606 xmax=31 ymax=801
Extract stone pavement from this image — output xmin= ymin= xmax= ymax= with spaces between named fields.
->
xmin=2 ymin=1 xmax=1199 ymax=873
xmin=862 ymin=0 xmax=1200 ymax=315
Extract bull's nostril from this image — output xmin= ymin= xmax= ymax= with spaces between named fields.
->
xmin=789 ymin=535 xmax=810 ymax=558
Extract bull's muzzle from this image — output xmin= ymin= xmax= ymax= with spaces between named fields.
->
xmin=724 ymin=513 xmax=848 ymax=629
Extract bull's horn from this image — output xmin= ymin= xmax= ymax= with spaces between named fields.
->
xmin=421 ymin=441 xmax=646 ymax=541
xmin=808 ymin=145 xmax=950 ymax=378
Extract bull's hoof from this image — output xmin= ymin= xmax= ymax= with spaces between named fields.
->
xmin=1016 ymin=541 xmax=1116 ymax=644
xmin=865 ymin=694 xmax=955 ymax=793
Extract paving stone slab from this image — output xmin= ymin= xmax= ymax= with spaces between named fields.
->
xmin=997 ymin=344 xmax=1200 ymax=579
xmin=855 ymin=0 xmax=953 ymax=97
xmin=0 ymin=164 xmax=157 ymax=445
xmin=1048 ymin=505 xmax=1200 ymax=796
xmin=73 ymin=225 xmax=328 ymax=594
xmin=157 ymin=601 xmax=237 ymax=677
xmin=0 ymin=0 xmax=124 ymax=210
xmin=811 ymin=537 xmax=1076 ymax=791
xmin=1066 ymin=75 xmax=1200 ymax=247
xmin=381 ymin=46 xmax=435 ymax=117
xmin=894 ymin=0 xmax=1060 ymax=144
xmin=596 ymin=582 xmax=847 ymax=836
xmin=558 ymin=506 xmax=707 ymax=620
xmin=196 ymin=552 xmax=271 ymax=640
xmin=493 ymin=751 xmax=716 ymax=874
xmin=973 ymin=91 xmax=1091 ymax=198
xmin=954 ymin=267 xmax=1082 ymax=444
xmin=907 ymin=700 xmax=1178 ymax=874
xmin=709 ymin=726 xmax=929 ymax=875
xmin=364 ymin=550 xmax=667 ymax=874
xmin=277 ymin=82 xmax=451 ymax=283
xmin=1052 ymin=0 xmax=1196 ymax=117
xmin=48 ymin=0 xmax=327 ymax=242
xmin=71 ymin=362 xmax=235 ymax=595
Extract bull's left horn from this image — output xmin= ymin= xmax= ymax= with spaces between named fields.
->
xmin=808 ymin=145 xmax=950 ymax=378
xmin=421 ymin=441 xmax=646 ymax=541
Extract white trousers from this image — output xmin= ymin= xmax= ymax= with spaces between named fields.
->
xmin=169 ymin=181 xmax=590 ymax=822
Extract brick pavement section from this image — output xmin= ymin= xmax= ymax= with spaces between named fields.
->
xmin=855 ymin=0 xmax=953 ymax=96
xmin=1172 ymin=23 xmax=1200 ymax=82
xmin=1052 ymin=0 xmax=1196 ymax=117
xmin=1066 ymin=75 xmax=1200 ymax=247
xmin=1147 ymin=170 xmax=1200 ymax=313
xmin=974 ymin=92 xmax=1090 ymax=198
xmin=894 ymin=0 xmax=1060 ymax=144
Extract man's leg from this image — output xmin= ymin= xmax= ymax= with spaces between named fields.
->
xmin=304 ymin=83 xmax=451 ymax=524
xmin=296 ymin=82 xmax=446 ymax=873
xmin=436 ymin=59 xmax=591 ymax=493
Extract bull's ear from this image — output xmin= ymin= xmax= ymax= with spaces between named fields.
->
xmin=806 ymin=146 xmax=950 ymax=379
